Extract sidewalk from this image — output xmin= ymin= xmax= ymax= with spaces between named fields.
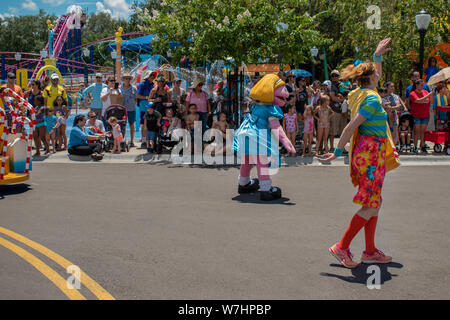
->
xmin=32 ymin=146 xmax=450 ymax=166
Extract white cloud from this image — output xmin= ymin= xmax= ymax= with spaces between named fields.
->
xmin=8 ymin=7 xmax=19 ymax=14
xmin=22 ymin=0 xmax=38 ymax=12
xmin=96 ymin=0 xmax=131 ymax=19
xmin=42 ymin=0 xmax=66 ymax=5
xmin=96 ymin=2 xmax=112 ymax=16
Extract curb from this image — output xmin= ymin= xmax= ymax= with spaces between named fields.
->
xmin=32 ymin=151 xmax=450 ymax=166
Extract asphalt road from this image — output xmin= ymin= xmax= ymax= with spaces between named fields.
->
xmin=0 ymin=163 xmax=449 ymax=299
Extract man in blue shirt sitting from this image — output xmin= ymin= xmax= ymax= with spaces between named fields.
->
xmin=136 ymin=70 xmax=157 ymax=147
xmin=83 ymin=73 xmax=107 ymax=119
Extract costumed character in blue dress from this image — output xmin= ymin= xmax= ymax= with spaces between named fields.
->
xmin=233 ymin=74 xmax=296 ymax=201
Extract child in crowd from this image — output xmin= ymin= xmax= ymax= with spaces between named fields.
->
xmin=107 ymin=116 xmax=123 ymax=154
xmin=176 ymin=103 xmax=186 ymax=128
xmin=340 ymin=91 xmax=350 ymax=122
xmin=53 ymin=95 xmax=69 ymax=151
xmin=33 ymin=95 xmax=49 ymax=156
xmin=211 ymin=112 xmax=229 ymax=141
xmin=314 ymin=95 xmax=334 ymax=155
xmin=143 ymin=105 xmax=161 ymax=153
xmin=302 ymin=105 xmax=315 ymax=157
xmin=185 ymin=103 xmax=200 ymax=135
xmin=282 ymin=104 xmax=298 ymax=157
xmin=162 ymin=108 xmax=179 ymax=137
xmin=44 ymin=108 xmax=58 ymax=154
xmin=399 ymin=118 xmax=412 ymax=152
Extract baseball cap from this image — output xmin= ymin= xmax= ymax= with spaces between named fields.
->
xmin=51 ymin=73 xmax=59 ymax=80
xmin=95 ymin=73 xmax=103 ymax=78
xmin=143 ymin=70 xmax=157 ymax=80
xmin=7 ymin=72 xmax=15 ymax=79
xmin=146 ymin=102 xmax=154 ymax=109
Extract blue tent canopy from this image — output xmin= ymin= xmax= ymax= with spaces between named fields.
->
xmin=107 ymin=35 xmax=180 ymax=52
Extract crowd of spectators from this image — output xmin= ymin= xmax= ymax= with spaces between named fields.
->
xmin=2 ymin=57 xmax=449 ymax=162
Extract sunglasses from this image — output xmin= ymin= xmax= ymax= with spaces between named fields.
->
xmin=89 ymin=115 xmax=96 ymax=118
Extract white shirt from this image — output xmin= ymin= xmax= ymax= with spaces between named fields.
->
xmin=85 ymin=119 xmax=105 ymax=132
xmin=101 ymin=87 xmax=122 ymax=117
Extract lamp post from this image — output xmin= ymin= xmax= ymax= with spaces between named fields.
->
xmin=415 ymin=9 xmax=431 ymax=78
xmin=310 ymin=46 xmax=318 ymax=81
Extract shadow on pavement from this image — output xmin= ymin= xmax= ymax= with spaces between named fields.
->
xmin=232 ymin=193 xmax=295 ymax=206
xmin=320 ymin=262 xmax=403 ymax=286
xmin=0 ymin=184 xmax=32 ymax=200
xmin=31 ymin=155 xmax=50 ymax=162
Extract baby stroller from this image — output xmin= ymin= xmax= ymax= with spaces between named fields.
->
xmin=398 ymin=112 xmax=414 ymax=152
xmin=104 ymin=105 xmax=130 ymax=153
xmin=155 ymin=104 xmax=182 ymax=154
xmin=424 ymin=105 xmax=450 ymax=154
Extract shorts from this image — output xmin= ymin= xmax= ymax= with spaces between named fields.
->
xmin=127 ymin=110 xmax=136 ymax=125
xmin=146 ymin=130 xmax=157 ymax=141
xmin=351 ymin=134 xmax=387 ymax=209
xmin=330 ymin=113 xmax=346 ymax=136
xmin=140 ymin=110 xmax=146 ymax=125
xmin=414 ymin=117 xmax=429 ymax=125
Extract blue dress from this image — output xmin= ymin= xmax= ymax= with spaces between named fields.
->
xmin=233 ymin=104 xmax=284 ymax=157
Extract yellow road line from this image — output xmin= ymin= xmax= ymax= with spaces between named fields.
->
xmin=0 ymin=226 xmax=115 ymax=300
xmin=0 ymin=236 xmax=87 ymax=300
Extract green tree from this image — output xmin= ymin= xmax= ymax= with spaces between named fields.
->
xmin=137 ymin=0 xmax=331 ymax=67
xmin=0 ymin=10 xmax=56 ymax=53
xmin=305 ymin=0 xmax=449 ymax=86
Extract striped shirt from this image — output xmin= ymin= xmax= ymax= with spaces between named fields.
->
xmin=357 ymin=90 xmax=388 ymax=137
xmin=433 ymin=94 xmax=448 ymax=120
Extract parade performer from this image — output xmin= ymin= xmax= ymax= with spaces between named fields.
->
xmin=233 ymin=74 xmax=295 ymax=201
xmin=319 ymin=38 xmax=400 ymax=268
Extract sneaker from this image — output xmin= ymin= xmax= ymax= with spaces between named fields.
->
xmin=329 ymin=243 xmax=359 ymax=268
xmin=360 ymin=249 xmax=392 ymax=264
xmin=147 ymin=147 xmax=153 ymax=153
xmin=130 ymin=142 xmax=135 ymax=147
xmin=260 ymin=186 xmax=282 ymax=201
xmin=238 ymin=179 xmax=260 ymax=194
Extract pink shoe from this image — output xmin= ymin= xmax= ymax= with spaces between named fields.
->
xmin=361 ymin=249 xmax=392 ymax=264
xmin=329 ymin=243 xmax=359 ymax=268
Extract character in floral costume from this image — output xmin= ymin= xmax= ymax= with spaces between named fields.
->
xmin=319 ymin=38 xmax=400 ymax=268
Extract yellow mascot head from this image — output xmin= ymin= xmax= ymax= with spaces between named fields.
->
xmin=250 ymin=74 xmax=285 ymax=103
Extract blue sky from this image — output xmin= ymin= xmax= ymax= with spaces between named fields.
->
xmin=0 ymin=0 xmax=134 ymax=20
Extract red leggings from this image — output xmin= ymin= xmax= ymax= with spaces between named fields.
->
xmin=239 ymin=155 xmax=270 ymax=181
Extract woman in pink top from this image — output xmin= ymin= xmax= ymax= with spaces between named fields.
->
xmin=185 ymin=79 xmax=211 ymax=131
